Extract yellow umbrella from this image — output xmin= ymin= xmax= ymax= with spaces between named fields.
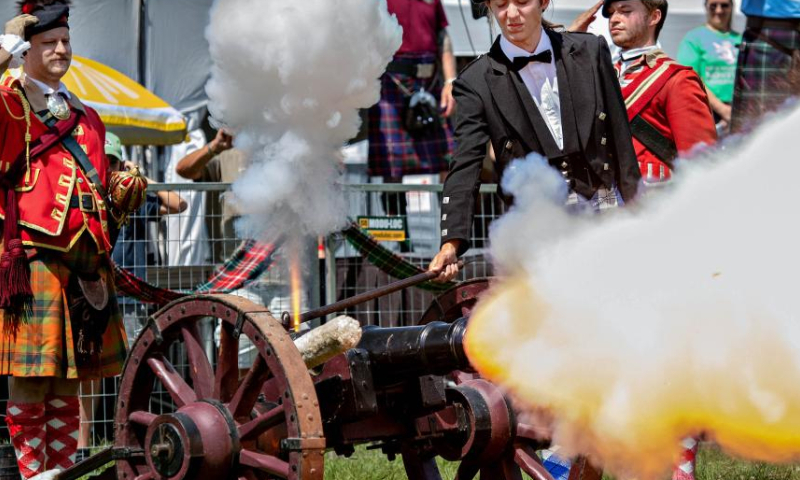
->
xmin=60 ymin=55 xmax=187 ymax=146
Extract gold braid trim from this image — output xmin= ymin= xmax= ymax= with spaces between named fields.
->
xmin=0 ymin=87 xmax=33 ymax=183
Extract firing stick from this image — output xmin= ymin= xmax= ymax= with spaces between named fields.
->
xmin=293 ymin=315 xmax=362 ymax=368
xmin=295 ymin=261 xmax=463 ymax=324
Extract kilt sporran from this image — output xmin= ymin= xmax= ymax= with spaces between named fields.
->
xmin=66 ymin=273 xmax=112 ymax=365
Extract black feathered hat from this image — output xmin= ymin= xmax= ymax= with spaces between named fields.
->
xmin=17 ymin=0 xmax=71 ymax=40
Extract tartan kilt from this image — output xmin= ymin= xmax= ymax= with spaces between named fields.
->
xmin=731 ymin=20 xmax=800 ymax=133
xmin=0 ymin=235 xmax=128 ymax=379
xmin=368 ymin=53 xmax=455 ymax=178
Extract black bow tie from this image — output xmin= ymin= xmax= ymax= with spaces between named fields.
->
xmin=510 ymin=50 xmax=553 ymax=71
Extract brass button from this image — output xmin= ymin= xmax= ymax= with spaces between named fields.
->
xmin=561 ymin=161 xmax=568 ymax=169
xmin=601 ymin=137 xmax=607 ymax=145
xmin=505 ymin=140 xmax=513 ymax=150
xmin=603 ymin=163 xmax=610 ymax=171
xmin=599 ymin=112 xmax=607 ymax=121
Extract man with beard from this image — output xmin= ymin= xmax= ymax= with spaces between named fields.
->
xmin=602 ymin=0 xmax=717 ymax=186
xmin=573 ymin=0 xmax=718 ymax=186
xmin=0 ymin=1 xmax=127 ymax=477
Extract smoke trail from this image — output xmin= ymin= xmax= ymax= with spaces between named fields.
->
xmin=466 ymin=104 xmax=800 ymax=479
xmin=204 ymin=0 xmax=402 ymax=240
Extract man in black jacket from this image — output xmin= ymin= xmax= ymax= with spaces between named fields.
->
xmin=430 ymin=0 xmax=640 ymax=281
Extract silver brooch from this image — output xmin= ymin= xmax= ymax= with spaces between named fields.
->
xmin=47 ymin=93 xmax=71 ymax=120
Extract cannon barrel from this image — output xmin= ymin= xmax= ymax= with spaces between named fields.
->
xmin=356 ymin=317 xmax=470 ymax=381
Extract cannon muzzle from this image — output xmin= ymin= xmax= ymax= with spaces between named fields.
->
xmin=356 ymin=317 xmax=470 ymax=382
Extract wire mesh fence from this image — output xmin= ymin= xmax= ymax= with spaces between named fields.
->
xmin=0 ymin=181 xmax=506 ymax=450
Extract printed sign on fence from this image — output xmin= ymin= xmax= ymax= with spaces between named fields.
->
xmin=357 ymin=216 xmax=407 ymax=242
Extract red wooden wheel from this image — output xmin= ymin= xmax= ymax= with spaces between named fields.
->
xmin=114 ymin=294 xmax=324 ymax=480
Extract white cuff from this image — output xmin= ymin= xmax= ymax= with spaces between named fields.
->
xmin=0 ymin=34 xmax=31 ymax=68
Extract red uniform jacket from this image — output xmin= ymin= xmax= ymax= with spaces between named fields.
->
xmin=621 ymin=51 xmax=717 ymax=183
xmin=0 ymin=74 xmax=112 ymax=253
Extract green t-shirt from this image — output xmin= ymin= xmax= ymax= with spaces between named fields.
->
xmin=677 ymin=26 xmax=742 ymax=103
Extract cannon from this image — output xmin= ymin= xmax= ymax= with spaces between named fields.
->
xmin=55 ymin=274 xmax=602 ymax=480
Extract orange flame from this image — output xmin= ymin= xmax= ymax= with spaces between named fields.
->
xmin=289 ymin=244 xmax=302 ymax=333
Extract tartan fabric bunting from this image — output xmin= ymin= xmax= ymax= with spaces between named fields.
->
xmin=114 ymin=239 xmax=280 ymax=304
xmin=341 ymin=220 xmax=455 ymax=293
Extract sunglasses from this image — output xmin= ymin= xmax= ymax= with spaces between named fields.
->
xmin=707 ymin=2 xmax=731 ymax=9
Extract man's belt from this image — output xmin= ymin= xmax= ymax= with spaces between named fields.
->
xmin=68 ymin=192 xmax=97 ymax=213
xmin=386 ymin=61 xmax=436 ymax=79
xmin=746 ymin=16 xmax=800 ymax=32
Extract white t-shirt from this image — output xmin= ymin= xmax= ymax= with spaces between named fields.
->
xmin=164 ymin=129 xmax=211 ymax=266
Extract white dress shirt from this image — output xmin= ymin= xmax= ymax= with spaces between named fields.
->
xmin=500 ymin=30 xmax=563 ymax=150
xmin=613 ymin=44 xmax=661 ymax=79
xmin=25 ymin=75 xmax=72 ymax=99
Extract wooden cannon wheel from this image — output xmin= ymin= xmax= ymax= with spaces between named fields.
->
xmin=114 ymin=294 xmax=325 ymax=480
xmin=410 ymin=279 xmax=604 ymax=480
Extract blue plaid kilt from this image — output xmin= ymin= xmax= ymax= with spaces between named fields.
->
xmin=731 ymin=18 xmax=800 ymax=132
xmin=368 ymin=53 xmax=454 ymax=178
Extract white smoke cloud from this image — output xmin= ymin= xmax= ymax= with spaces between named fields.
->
xmin=466 ymin=104 xmax=800 ymax=479
xmin=204 ymin=0 xmax=402 ymax=240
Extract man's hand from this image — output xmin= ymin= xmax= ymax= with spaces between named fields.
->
xmin=428 ymin=240 xmax=461 ymax=283
xmin=440 ymin=82 xmax=456 ymax=118
xmin=4 ymin=14 xmax=38 ymax=38
xmin=568 ymin=0 xmax=603 ymax=33
xmin=209 ymin=129 xmax=234 ymax=155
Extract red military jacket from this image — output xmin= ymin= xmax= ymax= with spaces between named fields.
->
xmin=621 ymin=50 xmax=717 ymax=183
xmin=0 ymin=74 xmax=112 ymax=253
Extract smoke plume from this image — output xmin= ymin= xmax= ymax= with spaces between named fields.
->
xmin=204 ymin=0 xmax=401 ymax=240
xmin=465 ymin=104 xmax=800 ymax=479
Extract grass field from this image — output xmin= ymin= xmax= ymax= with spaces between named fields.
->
xmin=324 ymin=444 xmax=800 ymax=480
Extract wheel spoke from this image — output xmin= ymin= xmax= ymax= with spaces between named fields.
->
xmin=514 ymin=445 xmax=556 ymax=480
xmin=238 ymin=405 xmax=284 ymax=442
xmin=182 ymin=323 xmax=214 ymax=400
xmin=239 ymin=449 xmax=290 ymax=478
xmin=215 ymin=321 xmax=240 ymax=402
xmin=147 ymin=354 xmax=197 ymax=407
xmin=228 ymin=355 xmax=270 ymax=419
xmin=134 ymin=473 xmax=154 ymax=480
xmin=455 ymin=461 xmax=480 ymax=480
xmin=128 ymin=410 xmax=157 ymax=427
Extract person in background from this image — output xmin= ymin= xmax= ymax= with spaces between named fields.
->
xmin=730 ymin=0 xmax=800 ymax=132
xmin=579 ymin=0 xmax=717 ymax=186
xmin=175 ymin=127 xmax=245 ymax=263
xmin=677 ymin=0 xmax=741 ymax=133
xmin=0 ymin=1 xmax=128 ymax=477
xmin=106 ymin=132 xmax=186 ymax=342
xmin=368 ymin=0 xmax=457 ymax=250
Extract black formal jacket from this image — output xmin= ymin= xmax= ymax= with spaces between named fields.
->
xmin=440 ymin=30 xmax=640 ymax=255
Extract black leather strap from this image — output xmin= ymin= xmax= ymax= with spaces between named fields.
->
xmin=44 ymin=116 xmax=109 ymax=201
xmin=630 ymin=115 xmax=677 ymax=169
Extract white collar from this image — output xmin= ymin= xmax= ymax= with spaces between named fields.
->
xmin=615 ymin=43 xmax=661 ymax=63
xmin=25 ymin=75 xmax=71 ymax=99
xmin=500 ymin=28 xmax=554 ymax=63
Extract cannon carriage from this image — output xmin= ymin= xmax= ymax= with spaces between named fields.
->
xmin=57 ymin=277 xmax=602 ymax=480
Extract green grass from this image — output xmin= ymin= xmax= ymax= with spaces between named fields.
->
xmin=324 ymin=444 xmax=800 ymax=480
